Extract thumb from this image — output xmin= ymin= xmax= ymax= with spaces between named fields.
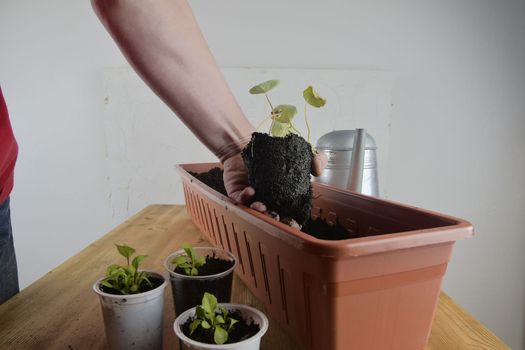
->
xmin=311 ymin=152 xmax=328 ymax=177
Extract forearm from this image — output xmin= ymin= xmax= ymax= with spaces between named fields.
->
xmin=92 ymin=0 xmax=254 ymax=161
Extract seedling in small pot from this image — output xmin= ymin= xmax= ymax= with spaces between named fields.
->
xmin=171 ymin=243 xmax=206 ymax=276
xmin=189 ymin=292 xmax=238 ymax=345
xmin=94 ymin=244 xmax=167 ymax=349
xmin=100 ymin=244 xmax=153 ymax=294
xmin=165 ymin=246 xmax=237 ymax=317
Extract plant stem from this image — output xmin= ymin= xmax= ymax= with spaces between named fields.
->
xmin=289 ymin=122 xmax=302 ymax=137
xmin=264 ymin=93 xmax=274 ymax=111
xmin=304 ymin=104 xmax=311 ymax=143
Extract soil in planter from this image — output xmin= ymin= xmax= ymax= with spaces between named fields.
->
xmin=181 ymin=309 xmax=260 ymax=344
xmin=189 ymin=168 xmax=227 ymax=196
xmin=99 ymin=275 xmax=164 ymax=295
xmin=171 ymin=255 xmax=235 ymax=316
xmin=242 ymin=132 xmax=313 ymax=226
xmin=189 ymin=167 xmax=354 ymax=240
xmin=302 ymin=218 xmax=351 ymax=240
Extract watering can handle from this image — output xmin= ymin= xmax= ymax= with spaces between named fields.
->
xmin=348 ymin=128 xmax=366 ymax=193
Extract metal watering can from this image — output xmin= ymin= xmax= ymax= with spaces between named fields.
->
xmin=315 ymin=129 xmax=379 ymax=196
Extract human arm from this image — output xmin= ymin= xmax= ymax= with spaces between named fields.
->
xmin=91 ymin=0 xmax=326 ymax=207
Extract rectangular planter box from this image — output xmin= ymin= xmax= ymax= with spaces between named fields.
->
xmin=177 ymin=163 xmax=473 ymax=350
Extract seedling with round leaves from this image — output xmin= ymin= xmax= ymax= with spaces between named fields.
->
xmin=171 ymin=243 xmax=206 ymax=276
xmin=249 ymin=80 xmax=326 ymax=142
xmin=189 ymin=292 xmax=239 ymax=345
xmin=100 ymin=244 xmax=153 ymax=295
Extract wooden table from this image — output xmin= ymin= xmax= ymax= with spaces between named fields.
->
xmin=0 ymin=205 xmax=509 ymax=349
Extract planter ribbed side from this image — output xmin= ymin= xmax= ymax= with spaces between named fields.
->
xmin=177 ymin=162 xmax=473 ymax=350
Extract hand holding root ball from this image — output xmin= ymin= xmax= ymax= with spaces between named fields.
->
xmin=223 ymin=151 xmax=328 ymax=217
xmin=224 ymin=80 xmax=329 ymax=229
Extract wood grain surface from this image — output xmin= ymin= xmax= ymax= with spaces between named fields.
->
xmin=0 ymin=205 xmax=509 ymax=349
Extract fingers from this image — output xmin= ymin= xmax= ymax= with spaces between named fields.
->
xmin=250 ymin=201 xmax=267 ymax=212
xmin=236 ymin=186 xmax=255 ymax=205
xmin=311 ymin=152 xmax=328 ymax=177
xmin=231 ymin=187 xmax=266 ymax=212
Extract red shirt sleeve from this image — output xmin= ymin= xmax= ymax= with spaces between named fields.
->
xmin=0 ymin=87 xmax=18 ymax=203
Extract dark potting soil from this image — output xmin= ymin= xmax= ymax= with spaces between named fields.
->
xmin=242 ymin=132 xmax=313 ymax=226
xmin=189 ymin=167 xmax=353 ymax=240
xmin=302 ymin=218 xmax=352 ymax=240
xmin=99 ymin=275 xmax=164 ymax=295
xmin=181 ymin=309 xmax=260 ymax=344
xmin=189 ymin=168 xmax=227 ymax=196
xmin=173 ymin=255 xmax=235 ymax=276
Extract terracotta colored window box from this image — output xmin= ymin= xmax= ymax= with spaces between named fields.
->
xmin=177 ymin=163 xmax=473 ymax=350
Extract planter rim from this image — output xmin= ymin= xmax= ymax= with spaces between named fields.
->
xmin=164 ymin=246 xmax=237 ymax=281
xmin=174 ymin=303 xmax=269 ymax=349
xmin=92 ymin=270 xmax=168 ymax=299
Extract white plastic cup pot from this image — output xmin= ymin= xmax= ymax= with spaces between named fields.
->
xmin=174 ymin=303 xmax=269 ymax=350
xmin=164 ymin=247 xmax=237 ymax=316
xmin=93 ymin=271 xmax=168 ymax=350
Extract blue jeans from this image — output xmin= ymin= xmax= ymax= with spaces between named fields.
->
xmin=0 ymin=197 xmax=19 ymax=304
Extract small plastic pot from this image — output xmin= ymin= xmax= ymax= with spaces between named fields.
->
xmin=174 ymin=303 xmax=269 ymax=350
xmin=93 ymin=271 xmax=168 ymax=350
xmin=164 ymin=247 xmax=237 ymax=316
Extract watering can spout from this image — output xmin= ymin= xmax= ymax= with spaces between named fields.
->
xmin=348 ymin=128 xmax=366 ymax=193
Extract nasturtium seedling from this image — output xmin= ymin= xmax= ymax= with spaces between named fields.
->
xmin=189 ymin=292 xmax=238 ymax=345
xmin=171 ymin=243 xmax=206 ymax=276
xmin=249 ymin=80 xmax=326 ymax=142
xmin=100 ymin=244 xmax=152 ymax=295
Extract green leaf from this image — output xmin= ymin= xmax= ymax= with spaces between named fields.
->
xmin=228 ymin=318 xmax=238 ymax=331
xmin=202 ymin=292 xmax=217 ymax=315
xmin=195 ymin=255 xmax=206 ymax=268
xmin=214 ymin=325 xmax=228 ymax=345
xmin=143 ymin=275 xmax=153 ymax=287
xmin=131 ymin=255 xmax=147 ymax=270
xmin=116 ymin=244 xmax=135 ymax=258
xmin=249 ymin=79 xmax=279 ymax=94
xmin=219 ymin=306 xmax=228 ymax=318
xmin=100 ymin=280 xmax=114 ymax=289
xmin=106 ymin=264 xmax=120 ymax=275
xmin=196 ymin=306 xmax=205 ymax=319
xmin=215 ymin=315 xmax=225 ymax=324
xmin=191 ymin=267 xmax=199 ymax=276
xmin=190 ymin=319 xmax=202 ymax=335
xmin=272 ymin=104 xmax=297 ymax=123
xmin=303 ymin=86 xmax=326 ymax=108
xmin=171 ymin=255 xmax=188 ymax=266
xmin=182 ymin=243 xmax=196 ymax=262
xmin=201 ymin=320 xmax=211 ymax=329
xmin=270 ymin=121 xmax=292 ymax=137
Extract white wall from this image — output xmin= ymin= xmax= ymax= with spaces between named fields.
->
xmin=1 ymin=1 xmax=524 ymax=349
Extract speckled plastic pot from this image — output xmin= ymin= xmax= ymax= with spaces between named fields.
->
xmin=93 ymin=271 xmax=168 ymax=350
